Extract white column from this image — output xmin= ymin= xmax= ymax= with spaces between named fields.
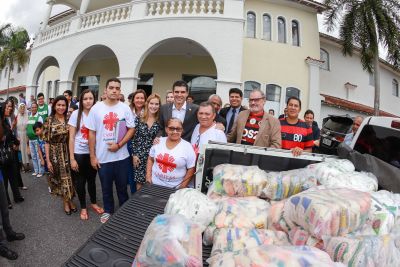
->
xmin=305 ymin=57 xmax=323 ymax=123
xmin=41 ymin=0 xmax=56 ymax=30
xmin=216 ymin=80 xmax=243 ymax=105
xmin=118 ymin=76 xmax=139 ymax=102
xmin=26 ymin=85 xmax=39 ymax=99
xmin=79 ymin=0 xmax=91 ymax=14
xmin=130 ymin=0 xmax=148 ymax=19
xmin=58 ymin=80 xmax=74 ymax=92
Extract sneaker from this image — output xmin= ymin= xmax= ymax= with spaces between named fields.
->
xmin=37 ymin=174 xmax=43 ymax=178
xmin=100 ymin=213 xmax=111 ymax=224
xmin=32 ymin=172 xmax=37 ymax=176
xmin=0 ymin=245 xmax=18 ymax=260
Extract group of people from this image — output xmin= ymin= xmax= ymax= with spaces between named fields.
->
xmin=0 ymin=77 xmax=324 ymax=260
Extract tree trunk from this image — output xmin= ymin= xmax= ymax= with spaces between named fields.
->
xmin=6 ymin=65 xmax=11 ymax=99
xmin=373 ymin=52 xmax=380 ymax=116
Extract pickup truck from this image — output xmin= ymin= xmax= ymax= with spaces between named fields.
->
xmin=64 ymin=142 xmax=337 ymax=267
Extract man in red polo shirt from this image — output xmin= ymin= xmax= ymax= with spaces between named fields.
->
xmin=280 ymin=96 xmax=313 ymax=156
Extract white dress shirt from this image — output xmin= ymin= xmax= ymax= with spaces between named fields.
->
xmin=172 ymin=102 xmax=187 ymax=123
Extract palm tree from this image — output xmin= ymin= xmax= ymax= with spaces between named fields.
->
xmin=0 ymin=25 xmax=30 ymax=98
xmin=323 ymin=0 xmax=400 ymax=115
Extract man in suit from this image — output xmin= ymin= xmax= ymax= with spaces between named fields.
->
xmin=208 ymin=94 xmax=227 ymax=128
xmin=159 ymin=80 xmax=199 ymax=141
xmin=227 ymin=89 xmax=281 ymax=148
xmin=219 ymin=88 xmax=247 ymax=134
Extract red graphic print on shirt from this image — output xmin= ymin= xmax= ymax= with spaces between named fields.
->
xmin=80 ymin=125 xmax=89 ymax=140
xmin=156 ymin=153 xmax=177 ymax=173
xmin=103 ymin=112 xmax=119 ymax=131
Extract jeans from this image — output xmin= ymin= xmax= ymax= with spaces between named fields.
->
xmin=0 ymin=172 xmax=13 ymax=243
xmin=29 ymin=140 xmax=43 ymax=175
xmin=71 ymin=154 xmax=97 ymax=209
xmin=98 ymin=157 xmax=130 ymax=214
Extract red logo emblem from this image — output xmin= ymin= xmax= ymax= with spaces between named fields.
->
xmin=81 ymin=125 xmax=89 ymax=140
xmin=103 ymin=112 xmax=119 ymax=131
xmin=156 ymin=153 xmax=177 ymax=173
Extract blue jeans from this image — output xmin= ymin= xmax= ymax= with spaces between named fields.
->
xmin=29 ymin=140 xmax=43 ymax=175
xmin=98 ymin=157 xmax=130 ymax=214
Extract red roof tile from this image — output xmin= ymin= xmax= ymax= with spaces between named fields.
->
xmin=0 ymin=85 xmax=26 ymax=95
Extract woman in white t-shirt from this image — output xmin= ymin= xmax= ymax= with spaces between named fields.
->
xmin=146 ymin=118 xmax=196 ymax=189
xmin=191 ymin=102 xmax=227 ymax=155
xmin=68 ymin=89 xmax=104 ymax=220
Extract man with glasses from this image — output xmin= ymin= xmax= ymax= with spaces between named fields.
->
xmin=227 ymin=89 xmax=281 ymax=148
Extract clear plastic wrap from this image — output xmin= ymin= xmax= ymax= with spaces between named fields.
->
xmin=318 ymin=171 xmax=378 ymax=192
xmin=164 ymin=188 xmax=217 ymax=231
xmin=267 ymin=200 xmax=290 ymax=232
xmin=323 ymin=232 xmax=400 ymax=267
xmin=283 ymin=188 xmax=371 ymax=239
xmin=207 ymin=245 xmax=344 ymax=267
xmin=133 ymin=214 xmax=202 ymax=267
xmin=307 ymin=159 xmax=355 ymax=180
xmin=208 ymin=164 xmax=269 ymax=197
xmin=262 ymin=169 xmax=317 ymax=200
xmin=210 ymin=228 xmax=289 ymax=257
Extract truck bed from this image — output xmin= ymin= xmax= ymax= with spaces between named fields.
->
xmin=64 ymin=184 xmax=212 ymax=267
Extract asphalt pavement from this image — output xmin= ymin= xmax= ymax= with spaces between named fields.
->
xmin=0 ymin=171 xmax=108 ymax=267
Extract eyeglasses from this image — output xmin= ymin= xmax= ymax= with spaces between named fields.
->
xmin=249 ymin=97 xmax=265 ymax=103
xmin=168 ymin=127 xmax=183 ymax=132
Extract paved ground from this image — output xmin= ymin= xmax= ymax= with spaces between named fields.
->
xmin=0 ymin=171 xmax=110 ymax=267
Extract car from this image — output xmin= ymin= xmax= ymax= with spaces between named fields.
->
xmin=318 ymin=114 xmax=353 ymax=155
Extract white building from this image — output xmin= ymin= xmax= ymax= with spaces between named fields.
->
xmin=2 ymin=0 xmax=399 ymax=121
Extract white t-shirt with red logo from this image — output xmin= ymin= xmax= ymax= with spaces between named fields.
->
xmin=86 ymin=101 xmax=135 ymax=164
xmin=190 ymin=124 xmax=227 ymax=155
xmin=68 ymin=110 xmax=90 ymax=154
xmin=149 ymin=137 xmax=196 ymax=188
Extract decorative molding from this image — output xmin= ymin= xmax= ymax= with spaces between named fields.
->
xmin=344 ymin=82 xmax=357 ymax=90
xmin=305 ymin=56 xmax=324 ymax=67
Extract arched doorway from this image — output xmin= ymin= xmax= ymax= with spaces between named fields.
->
xmin=69 ymin=45 xmax=120 ymax=100
xmin=33 ymin=56 xmax=60 ymax=101
xmin=137 ymin=38 xmax=217 ymax=103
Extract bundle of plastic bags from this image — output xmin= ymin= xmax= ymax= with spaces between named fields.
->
xmin=323 ymin=232 xmax=400 ymax=267
xmin=307 ymin=159 xmax=355 ymax=180
xmin=210 ymin=228 xmax=289 ymax=257
xmin=133 ymin=214 xmax=202 ymax=267
xmin=262 ymin=169 xmax=317 ymax=200
xmin=319 ymin=171 xmax=378 ymax=192
xmin=207 ymin=245 xmax=344 ymax=267
xmin=209 ymin=164 xmax=269 ymax=197
xmin=267 ymin=200 xmax=290 ymax=232
xmin=283 ymin=188 xmax=371 ymax=239
xmin=164 ymin=188 xmax=217 ymax=231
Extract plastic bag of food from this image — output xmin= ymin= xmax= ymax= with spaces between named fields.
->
xmin=318 ymin=171 xmax=378 ymax=192
xmin=207 ymin=245 xmax=344 ymax=267
xmin=210 ymin=228 xmax=289 ymax=257
xmin=133 ymin=214 xmax=202 ymax=267
xmin=323 ymin=233 xmax=400 ymax=267
xmin=288 ymin=226 xmax=324 ymax=249
xmin=209 ymin=164 xmax=269 ymax=197
xmin=307 ymin=159 xmax=355 ymax=182
xmin=283 ymin=188 xmax=371 ymax=239
xmin=262 ymin=169 xmax=317 ymax=200
xmin=213 ymin=197 xmax=270 ymax=229
xmin=267 ymin=200 xmax=290 ymax=232
xmin=164 ymin=188 xmax=217 ymax=231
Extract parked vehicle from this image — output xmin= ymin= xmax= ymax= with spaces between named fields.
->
xmin=318 ymin=114 xmax=353 ymax=155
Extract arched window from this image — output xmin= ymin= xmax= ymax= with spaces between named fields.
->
xmin=292 ymin=20 xmax=299 ymax=46
xmin=393 ymin=79 xmax=399 ymax=97
xmin=266 ymin=84 xmax=281 ymax=102
xmin=277 ymin=17 xmax=286 ymax=43
xmin=286 ymin=87 xmax=300 ymax=102
xmin=320 ymin=49 xmax=330 ymax=70
xmin=246 ymin=12 xmax=256 ymax=38
xmin=262 ymin=14 xmax=271 ymax=41
xmin=244 ymin=81 xmax=261 ymax=98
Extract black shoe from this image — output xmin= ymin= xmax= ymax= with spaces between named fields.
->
xmin=14 ymin=197 xmax=24 ymax=203
xmin=8 ymin=204 xmax=12 ymax=209
xmin=65 ymin=210 xmax=72 ymax=215
xmin=6 ymin=232 xmax=25 ymax=242
xmin=71 ymin=207 xmax=78 ymax=213
xmin=0 ymin=245 xmax=18 ymax=260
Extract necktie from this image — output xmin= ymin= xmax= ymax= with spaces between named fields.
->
xmin=227 ymin=108 xmax=236 ymax=134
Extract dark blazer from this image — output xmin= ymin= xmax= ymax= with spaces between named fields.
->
xmin=159 ymin=102 xmax=199 ymax=142
xmin=219 ymin=105 xmax=247 ymax=119
xmin=215 ymin=113 xmax=227 ymax=128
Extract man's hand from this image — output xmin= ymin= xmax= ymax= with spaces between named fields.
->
xmin=90 ymin=156 xmax=101 ymax=170
xmin=215 ymin=122 xmax=225 ymax=132
xmin=107 ymin=142 xmax=119 ymax=152
xmin=40 ymin=159 xmax=45 ymax=166
xmin=291 ymin=147 xmax=303 ymax=157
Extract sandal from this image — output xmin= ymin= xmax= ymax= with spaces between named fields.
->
xmin=80 ymin=209 xmax=89 ymax=220
xmin=100 ymin=213 xmax=111 ymax=224
xmin=91 ymin=204 xmax=104 ymax=214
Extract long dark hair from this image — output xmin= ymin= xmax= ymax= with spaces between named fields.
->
xmin=76 ymin=89 xmax=96 ymax=131
xmin=51 ymin=95 xmax=68 ymax=117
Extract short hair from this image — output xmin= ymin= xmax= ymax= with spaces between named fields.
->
xmin=208 ymin=94 xmax=222 ymax=103
xmin=229 ymin=88 xmax=243 ymax=98
xmin=166 ymin=90 xmax=173 ymax=95
xmin=30 ymin=101 xmax=38 ymax=108
xmin=128 ymin=93 xmax=134 ymax=100
xmin=198 ymin=101 xmax=216 ymax=114
xmin=63 ymin=90 xmax=73 ymax=97
xmin=167 ymin=117 xmax=183 ymax=127
xmin=187 ymin=95 xmax=194 ymax=101
xmin=287 ymin=96 xmax=301 ymax=109
xmin=106 ymin=78 xmax=121 ymax=88
xmin=172 ymin=80 xmax=189 ymax=92
xmin=37 ymin=93 xmax=44 ymax=99
xmin=268 ymin=109 xmax=275 ymax=114
xmin=33 ymin=121 xmax=43 ymax=131
xmin=249 ymin=88 xmax=265 ymax=98
xmin=304 ymin=109 xmax=314 ymax=118
xmin=19 ymin=93 xmax=24 ymax=97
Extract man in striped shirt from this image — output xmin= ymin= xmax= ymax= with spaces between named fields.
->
xmin=280 ymin=97 xmax=313 ymax=156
